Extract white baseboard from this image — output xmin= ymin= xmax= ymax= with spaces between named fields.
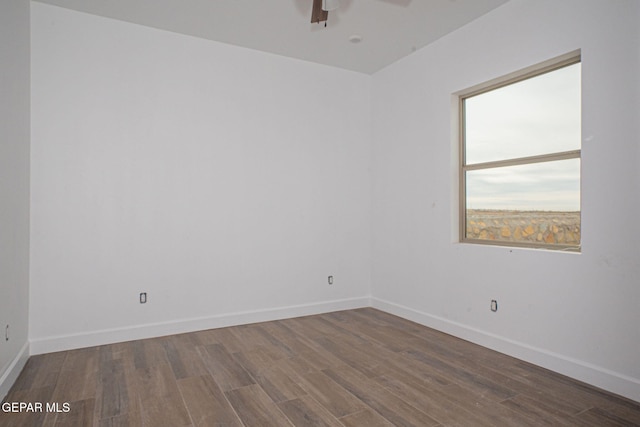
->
xmin=0 ymin=341 xmax=30 ymax=401
xmin=29 ymin=296 xmax=371 ymax=355
xmin=371 ymin=297 xmax=640 ymax=403
xmin=21 ymin=296 xmax=640 ymax=404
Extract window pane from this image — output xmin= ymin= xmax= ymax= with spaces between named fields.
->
xmin=465 ymin=63 xmax=581 ymax=164
xmin=465 ymin=159 xmax=580 ymax=246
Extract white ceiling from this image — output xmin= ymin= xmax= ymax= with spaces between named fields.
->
xmin=33 ymin=0 xmax=509 ymax=74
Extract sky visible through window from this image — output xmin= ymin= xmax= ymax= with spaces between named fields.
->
xmin=464 ymin=63 xmax=581 ymax=212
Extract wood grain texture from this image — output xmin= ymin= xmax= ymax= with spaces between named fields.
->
xmin=176 ymin=375 xmax=242 ymax=427
xmin=50 ymin=398 xmax=95 ymax=427
xmin=225 ymin=384 xmax=293 ymax=426
xmin=134 ymin=363 xmax=191 ymax=427
xmin=277 ymin=395 xmax=344 ymax=427
xmin=339 ymin=408 xmax=396 ymax=427
xmin=198 ymin=343 xmax=255 ymax=392
xmin=297 ymin=371 xmax=365 ymax=418
xmin=2 ymin=308 xmax=640 ymax=426
xmin=323 ymin=366 xmax=440 ymax=427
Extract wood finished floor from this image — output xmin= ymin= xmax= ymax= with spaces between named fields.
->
xmin=2 ymin=308 xmax=639 ymax=426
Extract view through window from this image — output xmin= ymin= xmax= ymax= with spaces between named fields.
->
xmin=460 ymin=54 xmax=581 ymax=251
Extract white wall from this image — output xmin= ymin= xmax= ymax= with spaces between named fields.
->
xmin=0 ymin=0 xmax=31 ymax=400
xmin=25 ymin=0 xmax=640 ymax=403
xmin=30 ymin=3 xmax=372 ymax=352
xmin=371 ymin=0 xmax=640 ymax=401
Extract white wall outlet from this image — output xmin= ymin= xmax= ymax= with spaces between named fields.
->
xmin=328 ymin=276 xmax=334 ymax=285
xmin=140 ymin=292 xmax=147 ymax=304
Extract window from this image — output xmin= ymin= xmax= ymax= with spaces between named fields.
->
xmin=460 ymin=52 xmax=581 ymax=251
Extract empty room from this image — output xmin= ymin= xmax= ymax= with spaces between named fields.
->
xmin=1 ymin=0 xmax=639 ymax=425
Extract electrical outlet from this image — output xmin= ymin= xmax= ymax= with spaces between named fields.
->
xmin=140 ymin=292 xmax=147 ymax=304
xmin=328 ymin=276 xmax=334 ymax=285
xmin=5 ymin=324 xmax=9 ymax=341
xmin=491 ymin=300 xmax=498 ymax=312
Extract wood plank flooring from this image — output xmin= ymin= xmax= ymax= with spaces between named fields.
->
xmin=2 ymin=308 xmax=639 ymax=426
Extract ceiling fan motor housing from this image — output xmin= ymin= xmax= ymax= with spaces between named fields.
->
xmin=322 ymin=0 xmax=340 ymax=11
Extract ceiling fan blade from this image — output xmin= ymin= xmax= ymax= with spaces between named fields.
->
xmin=311 ymin=0 xmax=328 ymax=23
